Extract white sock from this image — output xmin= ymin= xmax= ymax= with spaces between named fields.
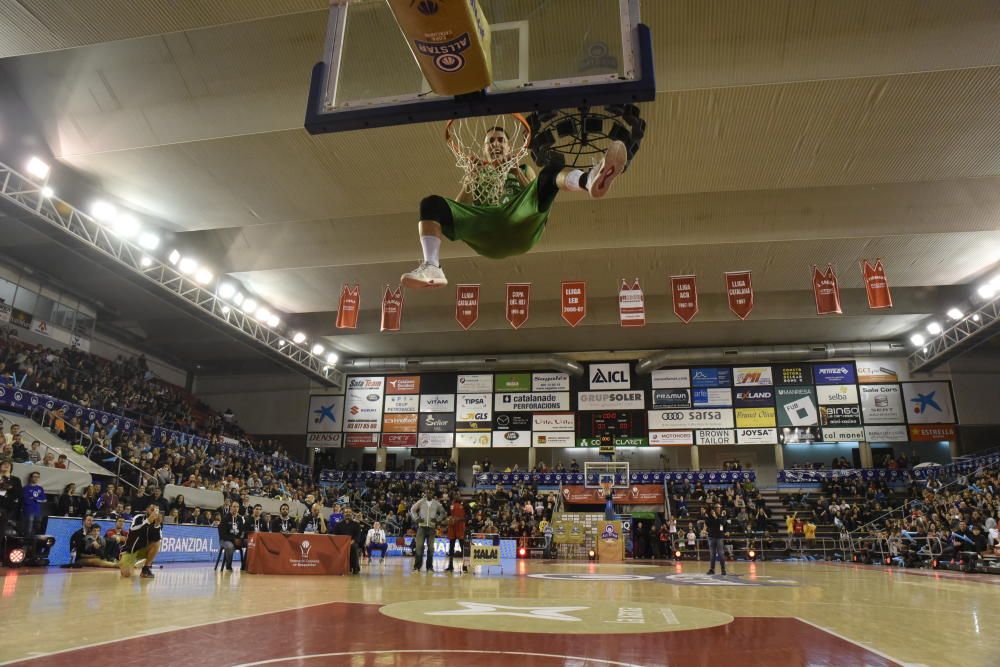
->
xmin=420 ymin=235 xmax=441 ymax=266
xmin=563 ymin=169 xmax=586 ymax=192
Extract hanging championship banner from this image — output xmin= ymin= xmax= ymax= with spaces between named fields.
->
xmin=618 ymin=278 xmax=645 ymax=327
xmin=561 ymin=281 xmax=587 ymax=327
xmin=455 ymin=284 xmax=480 ymax=331
xmin=671 ymin=275 xmax=698 ymax=324
xmin=725 ymin=271 xmax=754 ymax=320
xmin=812 ymin=265 xmax=843 ymax=315
xmin=861 ymin=259 xmax=893 ymax=309
xmin=505 ymin=283 xmax=531 ymax=330
xmin=335 ymin=283 xmax=360 ymax=329
xmin=380 ymin=285 xmax=404 ymax=332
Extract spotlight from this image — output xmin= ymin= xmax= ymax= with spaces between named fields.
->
xmin=267 ymin=314 xmax=280 ymax=328
xmin=931 ymin=559 xmax=939 ymax=569
xmin=90 ymin=200 xmax=117 ymax=222
xmin=748 ymin=549 xmax=756 ymax=561
xmin=232 ymin=292 xmax=244 ymax=306
xmin=909 ymin=333 xmax=925 ymax=346
xmin=972 ymin=313 xmax=981 ymax=322
xmin=255 ymin=306 xmax=271 ymax=321
xmin=26 ymin=156 xmax=51 ymax=180
xmin=978 ymin=283 xmax=996 ymax=299
xmin=178 ymin=257 xmax=197 ymax=274
xmin=326 ymin=352 xmax=338 ymax=364
xmin=588 ymin=549 xmax=596 ymax=561
xmin=5 ymin=546 xmax=26 ymax=567
xmin=292 ymin=332 xmax=307 ymax=344
xmin=884 ymin=557 xmax=892 ymax=566
xmin=674 ymin=549 xmax=682 ymax=559
xmin=112 ymin=214 xmax=140 ymax=238
xmin=139 ymin=256 xmax=153 ymax=268
xmin=322 ymin=365 xmax=330 ymax=373
xmin=242 ymin=298 xmax=258 ymax=313
xmin=168 ymin=249 xmax=181 ymax=265
xmin=195 ymin=268 xmax=213 ymax=285
xmin=518 ymin=546 xmax=527 ymax=558
xmin=218 ymin=283 xmax=236 ymax=299
xmin=137 ymin=232 xmax=160 ymax=250
xmin=946 ymin=308 xmax=963 ymax=320
xmin=40 ymin=186 xmax=54 ymax=198
xmin=925 ymin=321 xmax=942 ymax=335
xmin=221 ymin=305 xmax=231 ymax=315
xmin=278 ymin=339 xmax=287 ymax=348
xmin=311 ymin=343 xmax=325 ymax=355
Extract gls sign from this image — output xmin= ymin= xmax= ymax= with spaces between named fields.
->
xmin=589 ymin=363 xmax=631 ymax=390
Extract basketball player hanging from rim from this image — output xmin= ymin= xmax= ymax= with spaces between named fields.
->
xmin=401 ymin=113 xmax=628 ymax=288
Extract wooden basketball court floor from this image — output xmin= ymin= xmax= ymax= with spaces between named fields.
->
xmin=1 ymin=558 xmax=997 ymax=666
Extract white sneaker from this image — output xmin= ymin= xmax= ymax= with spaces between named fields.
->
xmin=587 ymin=140 xmax=627 ymax=199
xmin=401 ymin=261 xmax=447 ymax=289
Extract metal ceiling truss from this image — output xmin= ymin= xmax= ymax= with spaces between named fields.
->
xmin=908 ymin=296 xmax=1000 ymax=373
xmin=0 ymin=158 xmax=344 ymax=389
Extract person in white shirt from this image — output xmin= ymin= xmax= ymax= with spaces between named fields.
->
xmin=365 ymin=521 xmax=388 ymax=564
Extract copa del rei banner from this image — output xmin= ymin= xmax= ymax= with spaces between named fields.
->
xmin=506 ymin=283 xmax=530 ymax=329
xmin=861 ymin=259 xmax=893 ymax=309
xmin=619 ymin=279 xmax=645 ymax=327
xmin=455 ymin=284 xmax=480 ymax=330
xmin=725 ymin=271 xmax=754 ymax=320
xmin=380 ymin=285 xmax=404 ymax=331
xmin=671 ymin=275 xmax=698 ymax=324
xmin=812 ymin=264 xmax=843 ymax=315
xmin=335 ymin=283 xmax=360 ymax=329
xmin=561 ymin=281 xmax=586 ymax=327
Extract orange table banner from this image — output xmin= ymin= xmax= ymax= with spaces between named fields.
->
xmin=246 ymin=532 xmax=351 ymax=575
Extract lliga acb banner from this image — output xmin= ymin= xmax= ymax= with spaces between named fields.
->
xmin=336 ymin=283 xmax=360 ymax=329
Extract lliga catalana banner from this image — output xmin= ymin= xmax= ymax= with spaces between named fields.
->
xmin=336 ymin=283 xmax=360 ymax=329
xmin=618 ymin=278 xmax=645 ymax=327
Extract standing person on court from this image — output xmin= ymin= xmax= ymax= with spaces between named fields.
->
xmin=705 ymin=503 xmax=728 ymax=576
xmin=410 ymin=488 xmax=446 ymax=572
xmin=400 ymin=125 xmax=627 ymax=288
xmin=445 ymin=493 xmax=466 ymax=572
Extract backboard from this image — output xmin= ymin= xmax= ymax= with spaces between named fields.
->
xmin=584 ymin=461 xmax=629 ymax=489
xmin=305 ymin=0 xmax=654 ymax=134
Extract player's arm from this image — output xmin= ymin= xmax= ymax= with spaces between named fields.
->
xmin=455 ymin=185 xmax=474 ymax=204
xmin=514 ymin=163 xmax=535 ymax=187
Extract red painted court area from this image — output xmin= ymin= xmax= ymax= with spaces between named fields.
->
xmin=8 ymin=601 xmax=897 ymax=667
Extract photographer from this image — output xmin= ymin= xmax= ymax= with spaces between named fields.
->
xmin=704 ymin=503 xmax=729 ymax=576
xmin=119 ymin=504 xmax=163 ymax=578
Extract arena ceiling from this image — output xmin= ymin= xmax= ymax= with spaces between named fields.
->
xmin=1 ymin=0 xmax=1000 ymax=370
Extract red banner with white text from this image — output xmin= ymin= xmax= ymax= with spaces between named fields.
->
xmin=671 ymin=275 xmax=699 ymax=324
xmin=455 ymin=284 xmax=480 ymax=330
xmin=335 ymin=283 xmax=360 ymax=329
xmin=505 ymin=283 xmax=531 ymax=329
xmin=561 ymin=485 xmax=665 ymax=505
xmin=618 ymin=279 xmax=645 ymax=327
xmin=561 ymin=281 xmax=587 ymax=327
xmin=725 ymin=271 xmax=754 ymax=320
xmin=861 ymin=259 xmax=893 ymax=309
xmin=380 ymin=285 xmax=404 ymax=332
xmin=812 ymin=265 xmax=843 ymax=315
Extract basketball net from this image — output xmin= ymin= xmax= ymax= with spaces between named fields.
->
xmin=445 ymin=113 xmax=531 ymax=207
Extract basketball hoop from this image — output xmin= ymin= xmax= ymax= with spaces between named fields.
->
xmin=598 ymin=473 xmax=615 ymax=500
xmin=444 ymin=113 xmax=531 ymax=207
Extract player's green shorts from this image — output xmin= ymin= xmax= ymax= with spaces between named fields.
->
xmin=440 ymin=177 xmax=555 ymax=259
xmin=119 ymin=547 xmax=149 ymax=572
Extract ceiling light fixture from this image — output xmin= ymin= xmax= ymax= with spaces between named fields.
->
xmin=140 ymin=256 xmax=153 ymax=268
xmin=178 ymin=257 xmax=198 ymax=275
xmin=978 ymin=283 xmax=996 ymax=299
xmin=40 ymin=186 xmax=54 ymax=198
xmin=946 ymin=308 xmax=963 ymax=320
xmin=232 ymin=292 xmax=245 ymax=306
xmin=292 ymin=332 xmax=306 ymax=344
xmin=242 ymin=298 xmax=258 ymax=313
xmin=90 ymin=200 xmax=117 ymax=222
xmin=112 ymin=214 xmax=140 ymax=238
xmin=195 ymin=268 xmax=213 ymax=285
xmin=326 ymin=352 xmax=339 ymax=364
xmin=311 ymin=343 xmax=325 ymax=355
xmin=168 ymin=249 xmax=181 ymax=265
xmin=137 ymin=232 xmax=160 ymax=250
xmin=25 ymin=156 xmax=50 ymax=180
xmin=925 ymin=321 xmax=942 ymax=335
xmin=218 ymin=283 xmax=236 ymax=299
xmin=910 ymin=333 xmax=925 ymax=346
xmin=266 ymin=314 xmax=280 ymax=328
xmin=221 ymin=305 xmax=231 ymax=314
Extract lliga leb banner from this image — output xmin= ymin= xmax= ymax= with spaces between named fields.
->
xmin=671 ymin=275 xmax=698 ymax=324
xmin=455 ymin=284 xmax=480 ymax=330
xmin=380 ymin=285 xmax=404 ymax=332
xmin=618 ymin=278 xmax=645 ymax=327
xmin=505 ymin=283 xmax=530 ymax=329
xmin=811 ymin=264 xmax=842 ymax=315
xmin=861 ymin=259 xmax=893 ymax=310
xmin=561 ymin=281 xmax=586 ymax=327
xmin=335 ymin=283 xmax=360 ymax=329
xmin=725 ymin=271 xmax=754 ymax=320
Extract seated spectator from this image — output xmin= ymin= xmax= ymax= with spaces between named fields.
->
xmin=270 ymin=504 xmax=297 ymax=533
xmin=27 ymin=440 xmax=42 ymax=464
xmin=54 ymin=454 xmax=68 ymax=469
xmin=298 ymin=503 xmax=327 ymax=534
xmin=246 ymin=504 xmax=268 ymax=533
xmin=104 ymin=516 xmax=129 ymax=561
xmin=79 ymin=525 xmax=117 ymax=567
xmin=218 ymin=500 xmax=247 ymax=572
